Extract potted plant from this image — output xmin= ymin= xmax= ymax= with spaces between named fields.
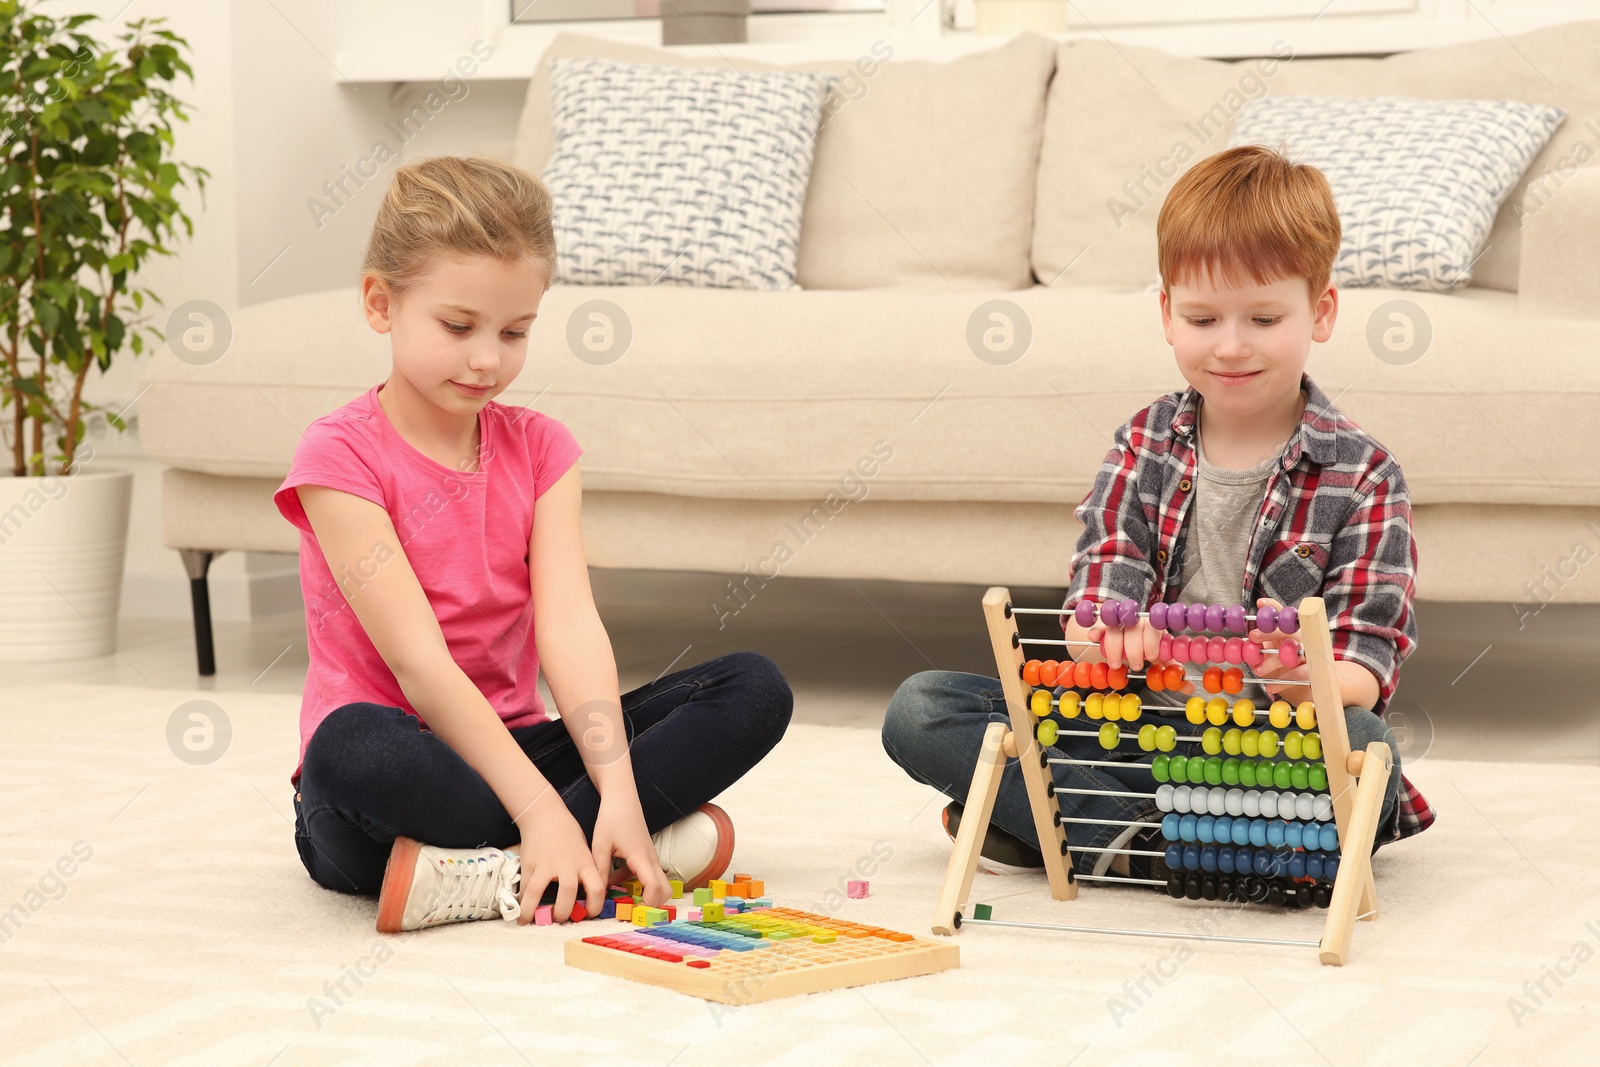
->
xmin=0 ymin=1 xmax=207 ymax=663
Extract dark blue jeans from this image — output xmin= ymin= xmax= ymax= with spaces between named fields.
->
xmin=881 ymin=670 xmax=1402 ymax=878
xmin=293 ymin=651 xmax=792 ymax=895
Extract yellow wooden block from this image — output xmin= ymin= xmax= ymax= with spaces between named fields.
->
xmin=632 ymin=908 xmax=651 ymax=927
xmin=703 ymin=903 xmax=724 ymax=922
xmin=669 ymin=879 xmax=683 ymax=899
xmin=709 ymin=879 xmax=729 ymax=898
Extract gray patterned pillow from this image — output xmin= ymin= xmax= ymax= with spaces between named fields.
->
xmin=542 ymin=56 xmax=834 ymax=290
xmin=1227 ymin=95 xmax=1565 ymax=291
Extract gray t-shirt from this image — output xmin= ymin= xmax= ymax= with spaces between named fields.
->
xmin=1173 ymin=427 xmax=1280 ymax=709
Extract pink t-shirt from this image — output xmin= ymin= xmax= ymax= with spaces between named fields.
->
xmin=272 ymin=383 xmax=583 ymax=787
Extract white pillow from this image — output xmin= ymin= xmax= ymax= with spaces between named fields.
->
xmin=1226 ymin=95 xmax=1565 ymax=291
xmin=542 ymin=56 xmax=834 ymax=290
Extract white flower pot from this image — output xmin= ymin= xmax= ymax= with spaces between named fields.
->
xmin=0 ymin=468 xmax=133 ymax=662
xmin=974 ymin=0 xmax=1067 ymax=35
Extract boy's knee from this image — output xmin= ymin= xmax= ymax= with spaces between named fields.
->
xmin=882 ymin=671 xmax=945 ymax=745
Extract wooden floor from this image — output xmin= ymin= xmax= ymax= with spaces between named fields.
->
xmin=2 ymin=568 xmax=1595 ymax=767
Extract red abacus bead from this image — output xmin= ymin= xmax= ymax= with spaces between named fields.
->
xmin=1224 ymin=637 xmax=1243 ymax=664
xmin=1172 ymin=636 xmax=1191 ymax=661
xmin=1243 ymin=641 xmax=1264 ymax=668
xmin=1222 ymin=668 xmax=1244 ymax=695
xmin=1202 ymin=666 xmax=1223 ymax=694
xmin=1091 ymin=661 xmax=1110 ymax=690
xmin=1022 ymin=660 xmax=1041 ymax=686
xmin=1108 ymin=664 xmax=1129 ymax=690
xmin=1074 ymin=660 xmax=1094 ymax=688
xmin=1164 ymin=663 xmax=1186 ymax=690
xmin=1159 ymin=635 xmax=1174 ymax=661
xmin=1279 ymin=639 xmax=1302 ymax=670
xmin=1040 ymin=659 xmax=1059 ymax=687
xmin=1207 ymin=637 xmax=1226 ymax=663
xmin=1146 ymin=664 xmax=1166 ymax=691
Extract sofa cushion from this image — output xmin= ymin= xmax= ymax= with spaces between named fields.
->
xmin=1034 ymin=21 xmax=1600 ymax=293
xmin=513 ymin=32 xmax=1057 ymax=290
xmin=543 ymin=56 xmax=833 ymax=289
xmin=1226 ymin=95 xmax=1566 ymax=291
xmin=139 ymin=285 xmax=1600 ymax=511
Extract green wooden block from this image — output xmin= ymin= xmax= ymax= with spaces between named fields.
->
xmin=693 ymin=887 xmax=712 ymax=905
xmin=972 ymin=903 xmax=992 ymax=921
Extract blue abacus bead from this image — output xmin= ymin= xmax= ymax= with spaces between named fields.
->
xmin=1206 ymin=604 xmax=1226 ymax=632
xmin=1252 ymin=849 xmax=1272 ymax=876
xmin=1285 ymin=821 xmax=1304 ymax=850
xmin=1179 ymin=814 xmax=1198 ymax=842
xmin=1257 ymin=603 xmax=1277 ymax=634
xmin=1166 ymin=843 xmax=1184 ymax=871
xmin=1197 ymin=815 xmax=1215 ymax=844
xmin=1319 ymin=824 xmax=1340 ymax=852
xmin=1288 ymin=853 xmax=1307 ymax=881
xmin=1324 ymin=854 xmax=1340 ymax=881
xmin=1200 ymin=845 xmax=1219 ymax=873
xmin=1218 ymin=845 xmax=1236 ymax=875
xmin=1182 ymin=844 xmax=1201 ymax=871
xmin=1266 ymin=820 xmax=1287 ymax=849
xmin=1214 ymin=816 xmax=1232 ymax=843
xmin=1075 ymin=600 xmax=1096 ymax=627
xmin=1249 ymin=820 xmax=1268 ymax=847
xmin=1306 ymin=854 xmax=1325 ymax=881
xmin=1225 ymin=604 xmax=1247 ymax=634
xmin=1162 ymin=813 xmax=1182 ymax=841
xmin=1232 ymin=819 xmax=1251 ymax=846
xmin=1150 ymin=602 xmax=1170 ymax=631
xmin=1266 ymin=848 xmax=1291 ymax=878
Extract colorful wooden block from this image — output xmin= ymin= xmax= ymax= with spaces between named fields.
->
xmin=570 ymin=901 xmax=588 ymax=923
xmin=847 ymin=880 xmax=869 ymax=898
xmin=703 ymin=903 xmax=724 ymax=922
xmin=972 ymin=903 xmax=992 ymax=920
xmin=615 ymin=901 xmax=632 ymax=921
xmin=669 ymin=879 xmax=684 ymax=899
xmin=709 ymin=879 xmax=729 ymax=898
xmin=733 ymin=873 xmax=752 ymax=883
xmin=665 ymin=904 xmax=677 ymax=921
xmin=750 ymin=897 xmax=772 ymax=908
xmin=748 ymin=880 xmax=764 ymax=897
xmin=632 ymin=908 xmax=651 ymax=927
xmin=534 ymin=905 xmax=553 ymax=927
xmin=693 ymin=887 xmax=712 ymax=906
xmin=686 ymin=907 xmax=702 ymax=921
xmin=600 ymin=899 xmax=616 ymax=919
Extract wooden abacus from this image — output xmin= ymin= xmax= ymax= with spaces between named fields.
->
xmin=932 ymin=589 xmax=1392 ymax=966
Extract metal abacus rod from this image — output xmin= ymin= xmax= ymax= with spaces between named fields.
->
xmin=960 ymin=915 xmax=1321 ymax=949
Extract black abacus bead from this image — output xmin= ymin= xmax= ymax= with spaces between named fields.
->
xmin=1314 ymin=882 xmax=1333 ymax=909
xmin=1239 ymin=875 xmax=1267 ymax=904
xmin=1293 ymin=884 xmax=1316 ymax=909
xmin=1217 ymin=875 xmax=1235 ymax=902
xmin=1185 ymin=874 xmax=1203 ymax=900
xmin=1266 ymin=882 xmax=1285 ymax=907
xmin=1166 ymin=873 xmax=1186 ymax=899
xmin=1201 ymin=876 xmax=1219 ymax=901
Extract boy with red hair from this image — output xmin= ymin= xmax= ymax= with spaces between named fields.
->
xmin=883 ymin=145 xmax=1432 ymax=884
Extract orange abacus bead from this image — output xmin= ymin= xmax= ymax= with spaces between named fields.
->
xmin=1164 ymin=663 xmax=1185 ymax=690
xmin=1202 ymin=666 xmax=1223 ymax=694
xmin=1074 ymin=660 xmax=1094 ymax=689
xmin=1146 ymin=664 xmax=1166 ymax=692
xmin=1108 ymin=664 xmax=1129 ymax=690
xmin=1022 ymin=660 xmax=1041 ymax=686
xmin=1040 ymin=659 xmax=1060 ymax=687
xmin=1090 ymin=661 xmax=1110 ymax=690
xmin=1222 ymin=667 xmax=1244 ymax=695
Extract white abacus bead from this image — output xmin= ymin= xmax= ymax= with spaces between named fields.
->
xmin=1260 ymin=791 xmax=1280 ymax=819
xmin=1190 ymin=786 xmax=1210 ymax=814
xmin=1242 ymin=790 xmax=1262 ymax=818
xmin=1156 ymin=784 xmax=1176 ymax=812
xmin=1173 ymin=785 xmax=1193 ymax=813
xmin=1313 ymin=794 xmax=1335 ymax=821
xmin=1208 ymin=790 xmax=1227 ymax=816
xmin=1225 ymin=788 xmax=1245 ymax=816
xmin=1294 ymin=792 xmax=1316 ymax=821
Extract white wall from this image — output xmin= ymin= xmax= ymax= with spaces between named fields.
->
xmin=41 ymin=0 xmax=1599 ymax=623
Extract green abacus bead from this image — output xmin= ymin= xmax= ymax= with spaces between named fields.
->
xmin=1304 ymin=732 xmax=1323 ymax=760
xmin=1168 ymin=755 xmax=1187 ymax=781
xmin=1221 ymin=758 xmax=1241 ymax=786
xmin=1222 ymin=729 xmax=1243 ymax=756
xmin=1290 ymin=762 xmax=1310 ymax=790
xmin=1258 ymin=730 xmax=1280 ymax=760
xmin=1037 ymin=719 xmax=1059 ymax=747
xmin=1202 ymin=728 xmax=1223 ymax=755
xmin=1137 ymin=724 xmax=1157 ymax=752
xmin=1156 ymin=725 xmax=1178 ymax=752
xmin=1099 ymin=722 xmax=1121 ymax=750
xmin=1240 ymin=761 xmax=1259 ymax=788
xmin=1272 ymin=761 xmax=1294 ymax=789
xmin=1242 ymin=729 xmax=1260 ymax=758
xmin=1309 ymin=763 xmax=1329 ymax=791
xmin=1152 ymin=754 xmax=1171 ymax=782
xmin=1188 ymin=758 xmax=1207 ymax=784
xmin=1204 ymin=757 xmax=1224 ymax=785
xmin=1283 ymin=731 xmax=1304 ymax=760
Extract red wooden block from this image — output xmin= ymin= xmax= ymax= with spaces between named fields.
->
xmin=665 ymin=904 xmax=677 ymax=920
xmin=569 ymin=901 xmax=588 ymax=923
xmin=687 ymin=959 xmax=711 ymax=969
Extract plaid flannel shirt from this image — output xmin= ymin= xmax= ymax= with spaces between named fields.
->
xmin=1063 ymin=372 xmax=1433 ymax=842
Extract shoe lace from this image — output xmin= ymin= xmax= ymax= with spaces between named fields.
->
xmin=421 ymin=852 xmax=522 ymax=925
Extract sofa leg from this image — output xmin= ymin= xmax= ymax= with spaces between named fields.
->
xmin=179 ymin=548 xmax=221 ymax=677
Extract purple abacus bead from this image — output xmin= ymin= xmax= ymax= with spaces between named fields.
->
xmin=1186 ymin=603 xmax=1209 ymax=632
xmin=1243 ymin=641 xmax=1265 ymax=668
xmin=1256 ymin=603 xmax=1277 ymax=635
xmin=1224 ymin=605 xmax=1247 ymax=634
xmin=1224 ymin=637 xmax=1243 ymax=663
xmin=1150 ymin=602 xmax=1170 ymax=631
xmin=1118 ymin=599 xmax=1140 ymax=628
xmin=1205 ymin=604 xmax=1226 ymax=632
xmin=1075 ymin=601 xmax=1096 ymax=628
xmin=1099 ymin=600 xmax=1121 ymax=627
xmin=1278 ymin=605 xmax=1299 ymax=635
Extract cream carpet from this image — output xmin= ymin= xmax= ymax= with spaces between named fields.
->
xmin=1 ymin=682 xmax=1595 ymax=1067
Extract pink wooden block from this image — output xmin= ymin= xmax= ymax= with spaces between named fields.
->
xmin=686 ymin=907 xmax=702 ymax=921
xmin=847 ymin=880 xmax=869 ymax=899
xmin=534 ymin=904 xmax=553 ymax=926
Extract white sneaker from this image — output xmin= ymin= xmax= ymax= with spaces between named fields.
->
xmin=623 ymin=803 xmax=735 ymax=892
xmin=376 ymin=837 xmax=522 ymax=933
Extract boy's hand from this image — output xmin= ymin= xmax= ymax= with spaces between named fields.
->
xmin=1250 ymin=597 xmax=1311 ymax=700
xmin=1088 ymin=618 xmax=1195 ymax=695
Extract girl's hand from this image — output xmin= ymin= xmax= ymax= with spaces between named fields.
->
xmin=515 ymin=801 xmax=606 ymax=924
xmin=592 ymin=793 xmax=672 ymax=909
xmin=1088 ymin=617 xmax=1195 ymax=695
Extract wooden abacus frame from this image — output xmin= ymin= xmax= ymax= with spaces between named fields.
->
xmin=932 ymin=590 xmax=1393 ymax=966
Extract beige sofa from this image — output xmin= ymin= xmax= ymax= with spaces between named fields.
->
xmin=141 ymin=25 xmax=1600 ymax=674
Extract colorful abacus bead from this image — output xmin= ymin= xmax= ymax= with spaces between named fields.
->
xmin=1278 ymin=605 xmax=1299 ymax=634
xmin=1164 ymin=664 xmax=1185 ymax=689
xmin=1150 ymin=602 xmax=1171 ymax=631
xmin=1224 ymin=604 xmax=1247 ymax=633
xmin=1022 ymin=659 xmax=1041 ymax=686
xmin=1039 ymin=659 xmax=1060 ymax=686
xmin=1256 ymin=603 xmax=1277 ymax=634
xmin=1278 ymin=639 xmax=1302 ymax=670
xmin=1074 ymin=601 xmax=1097 ymax=627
